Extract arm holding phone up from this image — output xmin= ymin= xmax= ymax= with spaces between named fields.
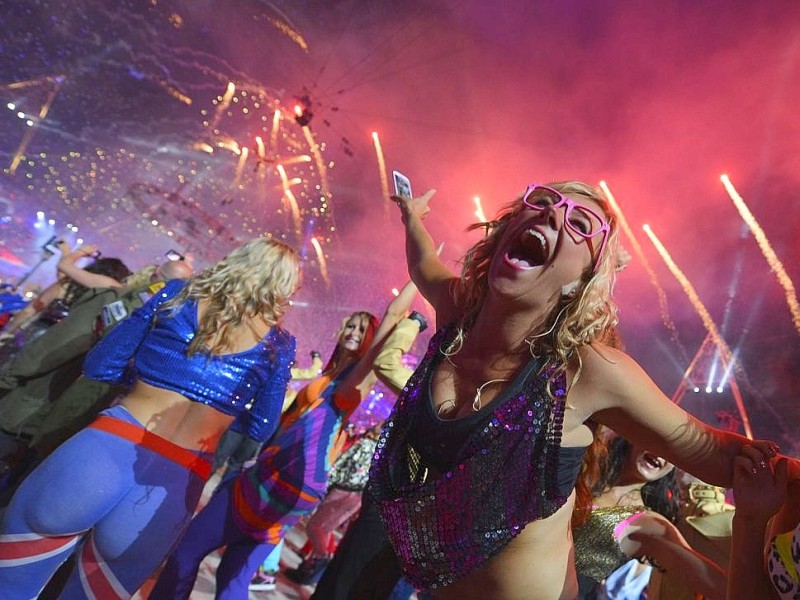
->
xmin=390 ymin=170 xmax=453 ymax=326
xmin=56 ymin=241 xmax=123 ymax=290
xmin=0 ymin=241 xmax=125 ymax=340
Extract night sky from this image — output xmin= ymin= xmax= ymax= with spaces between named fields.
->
xmin=1 ymin=0 xmax=798 ymax=447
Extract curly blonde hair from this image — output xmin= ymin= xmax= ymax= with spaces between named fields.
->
xmin=164 ymin=236 xmax=300 ymax=355
xmin=455 ymin=181 xmax=621 ymax=381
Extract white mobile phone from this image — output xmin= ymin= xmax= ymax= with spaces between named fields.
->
xmin=392 ymin=170 xmax=413 ymax=198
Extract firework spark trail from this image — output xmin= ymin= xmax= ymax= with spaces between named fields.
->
xmin=216 ymin=139 xmax=240 ymax=154
xmin=643 ymin=224 xmax=753 ymax=438
xmin=301 ymin=125 xmax=329 ymax=196
xmin=277 ymin=155 xmax=312 ymax=167
xmin=721 ymin=174 xmax=800 ymax=336
xmin=263 ymin=16 xmax=309 ymax=52
xmin=301 ymin=125 xmax=334 ymax=225
xmin=211 ymin=82 xmax=236 ymax=130
xmin=2 ymin=1 xmax=332 ymax=270
xmin=371 ymin=132 xmax=390 ymax=206
xmin=310 ymin=237 xmax=330 ymax=285
xmin=599 ymin=181 xmax=689 ymax=366
xmin=254 ymin=136 xmax=267 ymax=181
xmin=473 ymin=196 xmax=487 ymax=222
xmin=253 ymin=2 xmax=309 ymax=51
xmin=9 ymin=76 xmax=63 ymax=175
xmin=233 ymin=146 xmax=248 ymax=186
xmin=276 ymin=164 xmax=301 ymax=231
xmin=270 ymin=109 xmax=282 ymax=153
xmin=255 ymin=136 xmax=266 ymax=160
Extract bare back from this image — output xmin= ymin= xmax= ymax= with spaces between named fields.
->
xmin=119 ymin=299 xmax=273 ymax=453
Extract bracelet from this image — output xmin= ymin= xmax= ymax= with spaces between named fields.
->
xmin=407 ymin=311 xmax=428 ymax=333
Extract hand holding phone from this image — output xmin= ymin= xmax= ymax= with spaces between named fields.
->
xmin=77 ymin=244 xmax=101 ymax=259
xmin=392 ymin=170 xmax=413 ymax=199
xmin=41 ymin=236 xmax=61 ymax=256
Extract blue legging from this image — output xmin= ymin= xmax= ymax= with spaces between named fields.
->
xmin=260 ymin=538 xmax=284 ymax=572
xmin=152 ymin=482 xmax=278 ymax=600
xmin=0 ymin=405 xmax=210 ymax=599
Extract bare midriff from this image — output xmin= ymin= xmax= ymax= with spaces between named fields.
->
xmin=119 ymin=380 xmax=234 ymax=454
xmin=434 ymin=494 xmax=580 ymax=600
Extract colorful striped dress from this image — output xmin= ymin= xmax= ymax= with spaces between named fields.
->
xmin=232 ymin=367 xmax=361 ymax=544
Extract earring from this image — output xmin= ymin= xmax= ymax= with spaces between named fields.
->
xmin=561 ymin=280 xmax=580 ymax=297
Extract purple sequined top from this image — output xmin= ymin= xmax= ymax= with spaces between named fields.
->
xmin=369 ymin=324 xmax=570 ymax=589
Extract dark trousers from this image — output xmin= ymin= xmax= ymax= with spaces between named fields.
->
xmin=311 ymin=492 xmax=403 ymax=600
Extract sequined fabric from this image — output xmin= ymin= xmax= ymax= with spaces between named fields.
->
xmin=368 ymin=324 xmax=569 ymax=589
xmin=327 ymin=436 xmax=378 ymax=492
xmin=84 ymin=279 xmax=296 ymax=442
xmin=573 ymin=505 xmax=646 ymax=583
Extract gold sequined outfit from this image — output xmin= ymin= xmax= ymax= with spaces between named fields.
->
xmin=573 ymin=505 xmax=647 ymax=583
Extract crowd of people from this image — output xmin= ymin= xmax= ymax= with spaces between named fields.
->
xmin=0 ymin=180 xmax=796 ymax=600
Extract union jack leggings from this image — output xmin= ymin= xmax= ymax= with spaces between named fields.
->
xmin=0 ymin=405 xmax=211 ymax=599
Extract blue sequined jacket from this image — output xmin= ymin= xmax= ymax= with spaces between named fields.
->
xmin=83 ymin=279 xmax=296 ymax=442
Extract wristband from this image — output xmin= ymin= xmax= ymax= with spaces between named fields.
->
xmin=407 ymin=311 xmax=428 ymax=333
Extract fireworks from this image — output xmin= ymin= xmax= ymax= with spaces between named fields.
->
xmin=5 ymin=76 xmax=63 ymax=175
xmin=371 ymin=132 xmax=390 ymax=205
xmin=276 ymin=164 xmax=301 ymax=231
xmin=211 ymin=82 xmax=236 ymax=130
xmin=1 ymin=73 xmax=337 ymax=273
xmin=233 ymin=146 xmax=248 ymax=186
xmin=599 ymin=181 xmax=688 ymax=365
xmin=310 ymin=236 xmax=329 ymax=285
xmin=255 ymin=136 xmax=266 ymax=161
xmin=643 ymin=224 xmax=753 ymax=437
xmin=472 ymin=196 xmax=487 ymax=222
xmin=720 ymin=174 xmax=800 ymax=336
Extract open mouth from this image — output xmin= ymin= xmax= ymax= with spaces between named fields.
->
xmin=642 ymin=453 xmax=665 ymax=470
xmin=505 ymin=228 xmax=549 ymax=269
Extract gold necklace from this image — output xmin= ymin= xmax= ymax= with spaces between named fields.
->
xmin=437 ymin=377 xmax=509 ymax=416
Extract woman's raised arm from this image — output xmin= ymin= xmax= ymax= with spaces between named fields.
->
xmin=56 ymin=242 xmax=123 ymax=289
xmin=338 ymin=280 xmax=420 ymax=402
xmin=394 ymin=190 xmax=459 ymax=325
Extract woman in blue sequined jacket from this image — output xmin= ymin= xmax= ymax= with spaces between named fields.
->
xmin=0 ymin=236 xmax=300 ymax=600
xmin=369 ymin=182 xmax=790 ymax=599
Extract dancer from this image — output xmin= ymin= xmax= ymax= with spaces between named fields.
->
xmin=311 ymin=313 xmax=426 ymax=600
xmin=0 ymin=236 xmax=300 ymax=599
xmin=370 ymin=182 xmax=787 ymax=598
xmin=573 ymin=434 xmax=726 ymax=599
xmin=152 ymin=281 xmax=419 ymax=600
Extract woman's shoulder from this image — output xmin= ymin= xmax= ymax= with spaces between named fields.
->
xmin=577 ymin=343 xmax=648 ymax=384
xmin=569 ymin=344 xmax=659 ymax=416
